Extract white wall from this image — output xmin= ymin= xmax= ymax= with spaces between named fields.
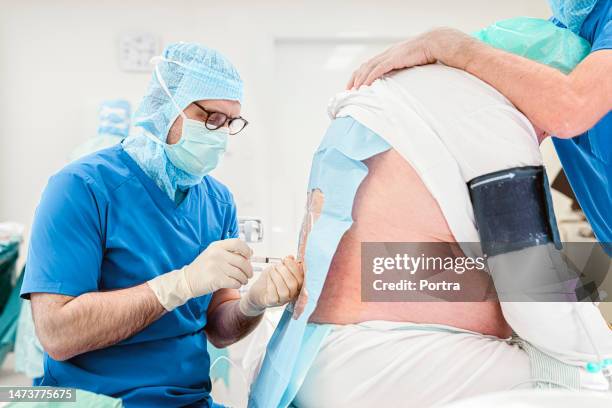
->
xmin=0 ymin=0 xmax=551 ymax=260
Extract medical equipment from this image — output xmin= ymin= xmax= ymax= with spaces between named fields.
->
xmin=241 ymin=217 xmax=286 ymax=264
xmin=251 ymin=256 xmax=282 ymax=264
xmin=0 ymin=225 xmax=23 ymax=367
xmin=0 ymin=223 xmax=22 ymax=311
xmin=239 ymin=217 xmax=265 ymax=243
xmin=469 ymin=167 xmax=612 ymax=387
xmin=468 ymin=166 xmax=561 ymax=258
xmin=578 ymin=306 xmax=612 ymax=382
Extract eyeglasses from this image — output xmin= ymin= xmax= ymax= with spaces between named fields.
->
xmin=192 ymin=102 xmax=249 ymax=135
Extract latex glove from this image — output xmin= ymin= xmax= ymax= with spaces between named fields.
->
xmin=148 ymin=238 xmax=253 ymax=311
xmin=239 ymin=256 xmax=304 ymax=316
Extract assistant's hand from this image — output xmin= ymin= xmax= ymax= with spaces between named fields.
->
xmin=239 ymin=256 xmax=304 ymax=316
xmin=148 ymin=238 xmax=253 ymax=311
xmin=346 ymin=27 xmax=473 ymax=90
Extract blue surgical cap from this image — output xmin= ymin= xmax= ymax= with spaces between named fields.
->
xmin=133 ymin=42 xmax=244 ymax=142
xmin=548 ymin=0 xmax=599 ymax=34
xmin=123 ymin=42 xmax=244 ymax=201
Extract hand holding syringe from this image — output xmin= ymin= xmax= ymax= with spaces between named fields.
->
xmin=239 ymin=254 xmax=304 ymax=316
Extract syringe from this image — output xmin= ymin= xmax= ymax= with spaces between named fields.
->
xmin=251 ymin=256 xmax=282 ymax=264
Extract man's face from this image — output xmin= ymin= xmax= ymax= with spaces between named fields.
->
xmin=166 ymin=99 xmax=241 ymax=145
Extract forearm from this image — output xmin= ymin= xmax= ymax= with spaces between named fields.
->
xmin=454 ymin=39 xmax=580 ymax=137
xmin=428 ymin=29 xmax=610 ymax=137
xmin=31 ymin=284 xmax=165 ymax=361
xmin=205 ymin=298 xmax=262 ymax=348
xmin=206 ymin=257 xmax=304 ymax=347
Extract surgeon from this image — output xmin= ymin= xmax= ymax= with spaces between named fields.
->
xmin=21 ymin=42 xmax=304 ymax=407
xmin=348 ymin=0 xmax=611 ymax=253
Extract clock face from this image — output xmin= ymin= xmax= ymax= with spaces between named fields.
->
xmin=118 ymin=33 xmax=159 ymax=72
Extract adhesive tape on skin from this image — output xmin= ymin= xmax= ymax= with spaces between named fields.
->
xmin=249 ymin=117 xmax=392 ymax=407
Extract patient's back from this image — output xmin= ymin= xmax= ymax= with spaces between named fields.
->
xmin=308 ymin=148 xmax=512 ymax=337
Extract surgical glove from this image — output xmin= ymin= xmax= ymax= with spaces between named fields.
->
xmin=239 ymin=256 xmax=304 ymax=316
xmin=148 ymin=238 xmax=253 ymax=311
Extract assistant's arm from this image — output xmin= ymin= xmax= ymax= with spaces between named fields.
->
xmin=348 ymin=28 xmax=612 ymax=138
xmin=445 ymin=32 xmax=612 ymax=138
xmin=31 ymin=284 xmax=165 ymax=361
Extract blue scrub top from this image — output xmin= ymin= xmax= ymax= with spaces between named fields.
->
xmin=21 ymin=144 xmax=239 ymax=407
xmin=552 ymin=0 xmax=612 ymax=253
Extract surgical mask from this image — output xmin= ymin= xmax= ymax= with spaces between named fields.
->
xmin=548 ymin=0 xmax=598 ymax=34
xmin=147 ymin=57 xmax=229 ymax=178
xmin=164 ymin=112 xmax=228 ymax=178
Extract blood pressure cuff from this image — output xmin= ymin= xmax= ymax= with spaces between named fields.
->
xmin=468 ymin=166 xmax=562 ymax=257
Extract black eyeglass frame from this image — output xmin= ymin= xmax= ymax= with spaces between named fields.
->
xmin=192 ymin=102 xmax=249 ymax=135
